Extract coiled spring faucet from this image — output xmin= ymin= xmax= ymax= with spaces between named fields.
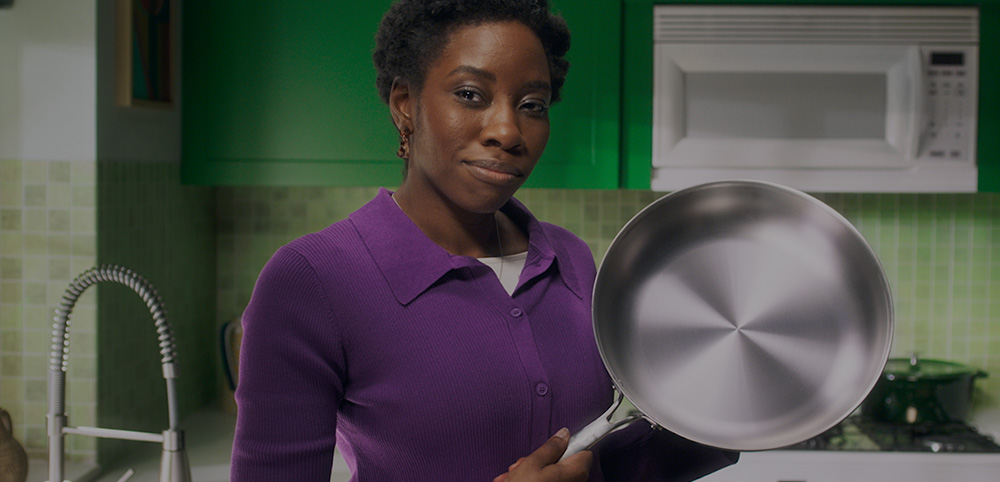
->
xmin=47 ymin=265 xmax=191 ymax=482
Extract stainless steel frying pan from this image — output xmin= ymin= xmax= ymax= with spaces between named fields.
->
xmin=564 ymin=180 xmax=893 ymax=456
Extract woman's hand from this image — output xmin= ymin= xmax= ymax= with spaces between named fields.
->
xmin=493 ymin=428 xmax=593 ymax=482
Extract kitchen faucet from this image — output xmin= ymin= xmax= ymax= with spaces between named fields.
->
xmin=47 ymin=266 xmax=191 ymax=482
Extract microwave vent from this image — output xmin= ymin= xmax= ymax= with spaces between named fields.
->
xmin=654 ymin=6 xmax=979 ymax=44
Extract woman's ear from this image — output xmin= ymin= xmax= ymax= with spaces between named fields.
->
xmin=389 ymin=78 xmax=414 ymax=134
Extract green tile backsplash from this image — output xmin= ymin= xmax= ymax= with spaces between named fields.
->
xmin=215 ymin=187 xmax=1000 ymax=410
xmin=3 ymin=160 xmax=998 ymax=466
xmin=0 ymin=159 xmax=216 ymax=467
xmin=1 ymin=159 xmax=98 ymax=460
xmin=95 ymin=160 xmax=216 ymax=466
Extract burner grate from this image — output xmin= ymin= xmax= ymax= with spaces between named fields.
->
xmin=855 ymin=418 xmax=1000 ymax=453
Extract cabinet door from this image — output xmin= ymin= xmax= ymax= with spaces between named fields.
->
xmin=978 ymin=2 xmax=999 ymax=192
xmin=182 ymin=1 xmax=622 ymax=188
xmin=182 ymin=0 xmax=399 ymax=186
xmin=527 ymin=0 xmax=621 ymax=189
xmin=621 ymin=0 xmax=655 ymax=190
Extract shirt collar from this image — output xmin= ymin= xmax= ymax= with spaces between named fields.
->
xmin=350 ymin=188 xmax=586 ymax=305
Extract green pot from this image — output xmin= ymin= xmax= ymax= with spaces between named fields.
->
xmin=861 ymin=355 xmax=987 ymax=424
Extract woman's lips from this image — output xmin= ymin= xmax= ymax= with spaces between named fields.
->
xmin=464 ymin=160 xmax=523 ymax=184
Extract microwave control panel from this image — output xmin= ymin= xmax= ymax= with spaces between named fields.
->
xmin=921 ymin=46 xmax=978 ymax=163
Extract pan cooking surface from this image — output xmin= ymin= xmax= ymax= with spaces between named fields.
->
xmin=594 ymin=181 xmax=893 ymax=451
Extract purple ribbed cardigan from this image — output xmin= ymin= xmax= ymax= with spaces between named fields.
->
xmin=231 ymin=188 xmax=737 ymax=481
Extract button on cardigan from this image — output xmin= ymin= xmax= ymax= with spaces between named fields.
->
xmin=231 ymin=188 xmax=737 ymax=481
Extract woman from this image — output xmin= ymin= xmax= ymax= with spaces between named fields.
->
xmin=231 ymin=1 xmax=738 ymax=480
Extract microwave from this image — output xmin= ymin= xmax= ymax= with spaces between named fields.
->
xmin=651 ymin=5 xmax=979 ymax=192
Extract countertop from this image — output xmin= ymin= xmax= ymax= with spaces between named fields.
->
xmin=28 ymin=407 xmax=1000 ymax=482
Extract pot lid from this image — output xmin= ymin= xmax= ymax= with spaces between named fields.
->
xmin=884 ymin=354 xmax=978 ymax=381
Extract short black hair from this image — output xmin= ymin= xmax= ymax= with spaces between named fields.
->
xmin=373 ymin=0 xmax=571 ymax=105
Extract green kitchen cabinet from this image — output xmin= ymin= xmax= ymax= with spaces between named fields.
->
xmin=976 ymin=2 xmax=1000 ymax=191
xmin=622 ymin=0 xmax=1000 ymax=192
xmin=181 ymin=0 xmax=622 ymax=188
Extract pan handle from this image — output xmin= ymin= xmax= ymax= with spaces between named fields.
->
xmin=560 ymin=388 xmax=644 ymax=461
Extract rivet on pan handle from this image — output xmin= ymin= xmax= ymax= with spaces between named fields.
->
xmin=560 ymin=387 xmax=644 ymax=461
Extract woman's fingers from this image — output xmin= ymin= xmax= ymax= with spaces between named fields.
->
xmin=539 ymin=450 xmax=592 ymax=482
xmin=496 ymin=428 xmax=594 ymax=482
xmin=521 ymin=428 xmax=573 ymax=470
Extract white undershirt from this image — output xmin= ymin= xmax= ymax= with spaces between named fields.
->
xmin=479 ymin=251 xmax=528 ymax=295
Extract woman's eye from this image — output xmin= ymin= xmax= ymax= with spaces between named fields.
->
xmin=521 ymin=100 xmax=549 ymax=115
xmin=455 ymin=89 xmax=482 ymax=102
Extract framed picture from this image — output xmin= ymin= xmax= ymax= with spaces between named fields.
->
xmin=116 ymin=0 xmax=175 ymax=108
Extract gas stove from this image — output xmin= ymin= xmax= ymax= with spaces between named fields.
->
xmin=701 ymin=415 xmax=1000 ymax=482
xmin=783 ymin=416 xmax=1000 ymax=453
xmin=702 ymin=416 xmax=1000 ymax=482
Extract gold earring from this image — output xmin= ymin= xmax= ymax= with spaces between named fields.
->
xmin=397 ymin=130 xmax=411 ymax=160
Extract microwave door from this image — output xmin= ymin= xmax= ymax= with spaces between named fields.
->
xmin=652 ymin=43 xmax=921 ymax=171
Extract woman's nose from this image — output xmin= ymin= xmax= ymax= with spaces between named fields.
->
xmin=480 ymin=105 xmax=524 ymax=152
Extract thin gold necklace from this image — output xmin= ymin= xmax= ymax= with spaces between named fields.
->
xmin=495 ymin=213 xmax=504 ymax=280
xmin=392 ymin=193 xmax=503 ymax=278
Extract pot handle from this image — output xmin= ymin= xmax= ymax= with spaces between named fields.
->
xmin=559 ymin=388 xmax=643 ymax=461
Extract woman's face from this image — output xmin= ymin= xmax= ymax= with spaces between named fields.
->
xmin=392 ymin=21 xmax=552 ymax=214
